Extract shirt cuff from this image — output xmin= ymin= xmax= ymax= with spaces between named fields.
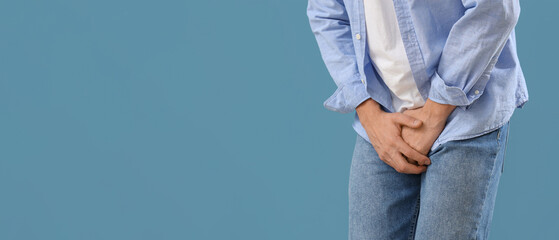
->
xmin=323 ymin=79 xmax=371 ymax=114
xmin=427 ymin=71 xmax=484 ymax=110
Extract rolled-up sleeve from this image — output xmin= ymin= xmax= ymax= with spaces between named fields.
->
xmin=427 ymin=0 xmax=521 ymax=110
xmin=307 ymin=0 xmax=370 ymax=114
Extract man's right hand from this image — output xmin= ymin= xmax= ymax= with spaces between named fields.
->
xmin=356 ymin=98 xmax=431 ymax=174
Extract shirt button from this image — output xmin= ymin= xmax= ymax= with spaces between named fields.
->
xmin=361 ymin=78 xmax=365 ymax=84
xmin=474 ymin=90 xmax=480 ymax=94
xmin=355 ymin=33 xmax=361 ymax=40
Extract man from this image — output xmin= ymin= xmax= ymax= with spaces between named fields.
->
xmin=307 ymin=0 xmax=529 ymax=239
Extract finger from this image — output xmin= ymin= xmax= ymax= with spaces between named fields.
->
xmin=392 ymin=113 xmax=422 ymax=128
xmin=397 ymin=140 xmax=431 ymax=166
xmin=390 ymin=152 xmax=427 ymax=174
xmin=399 ymin=151 xmax=419 ymax=166
xmin=402 ymin=155 xmax=420 ymax=167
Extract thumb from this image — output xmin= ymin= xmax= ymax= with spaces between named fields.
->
xmin=393 ymin=113 xmax=422 ymax=128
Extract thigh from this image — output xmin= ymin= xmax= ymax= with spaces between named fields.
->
xmin=414 ymin=121 xmax=510 ymax=240
xmin=349 ymin=134 xmax=422 ymax=240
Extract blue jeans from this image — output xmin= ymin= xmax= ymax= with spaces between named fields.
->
xmin=349 ymin=121 xmax=510 ymax=240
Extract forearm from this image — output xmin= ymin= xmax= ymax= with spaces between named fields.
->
xmin=307 ymin=0 xmax=370 ymax=114
xmin=428 ymin=0 xmax=520 ymax=109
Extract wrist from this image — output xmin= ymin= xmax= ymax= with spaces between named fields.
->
xmin=356 ymin=98 xmax=384 ymax=122
xmin=423 ymin=98 xmax=456 ymax=123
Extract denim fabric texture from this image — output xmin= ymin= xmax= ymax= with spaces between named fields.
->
xmin=307 ymin=0 xmax=529 ymax=152
xmin=349 ymin=121 xmax=510 ymax=239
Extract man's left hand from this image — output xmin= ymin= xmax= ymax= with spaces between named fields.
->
xmin=401 ymin=99 xmax=457 ymax=157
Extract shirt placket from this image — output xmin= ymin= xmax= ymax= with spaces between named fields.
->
xmin=352 ymin=0 xmax=367 ymax=88
xmin=390 ymin=0 xmax=430 ymax=101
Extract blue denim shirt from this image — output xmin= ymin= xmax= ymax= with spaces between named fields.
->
xmin=307 ymin=0 xmax=529 ymax=151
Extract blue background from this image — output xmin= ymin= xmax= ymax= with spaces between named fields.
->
xmin=0 ymin=0 xmax=556 ymax=239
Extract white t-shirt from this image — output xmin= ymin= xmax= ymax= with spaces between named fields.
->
xmin=362 ymin=0 xmax=425 ymax=112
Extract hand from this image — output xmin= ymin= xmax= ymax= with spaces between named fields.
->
xmin=356 ymin=98 xmax=431 ymax=174
xmin=401 ymin=99 xmax=457 ymax=156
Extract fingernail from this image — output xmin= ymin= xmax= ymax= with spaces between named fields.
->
xmin=413 ymin=120 xmax=419 ymax=125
